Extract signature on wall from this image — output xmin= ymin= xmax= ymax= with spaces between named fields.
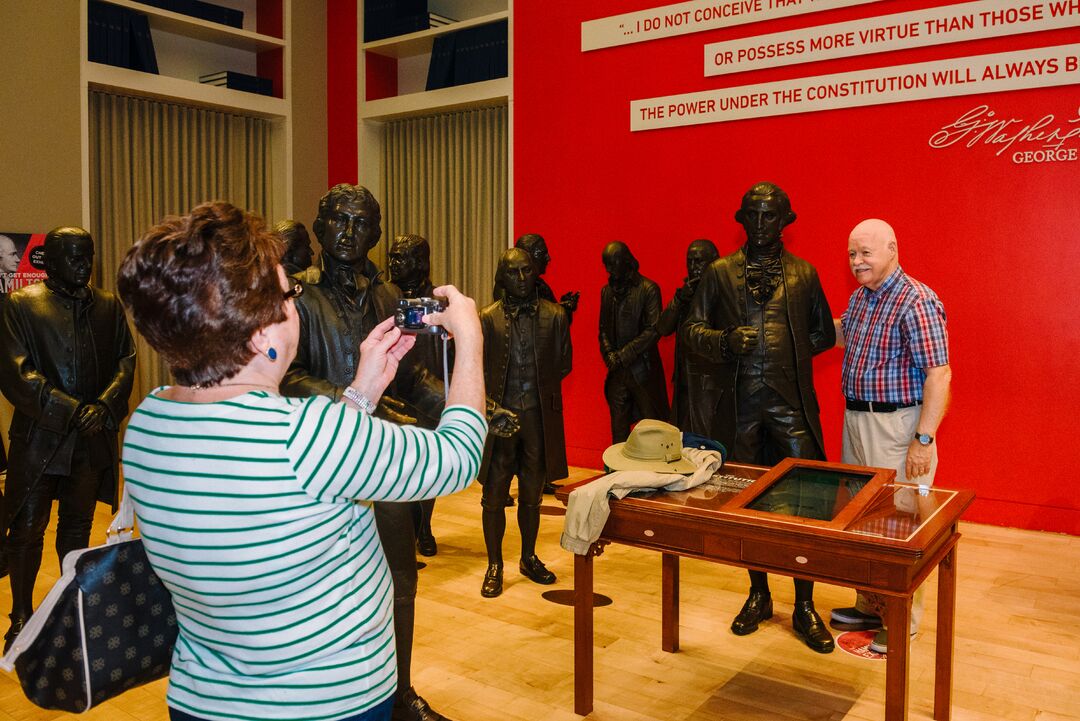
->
xmin=928 ymin=104 xmax=1080 ymax=164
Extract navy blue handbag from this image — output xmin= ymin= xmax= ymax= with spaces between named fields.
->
xmin=0 ymin=486 xmax=177 ymax=712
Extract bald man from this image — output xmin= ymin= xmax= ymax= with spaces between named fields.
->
xmin=830 ymin=218 xmax=951 ymax=654
xmin=0 ymin=235 xmax=20 ymax=274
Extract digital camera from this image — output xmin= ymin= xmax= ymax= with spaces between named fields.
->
xmin=395 ymin=297 xmax=445 ymax=334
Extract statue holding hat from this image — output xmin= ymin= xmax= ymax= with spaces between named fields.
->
xmin=682 ymin=182 xmax=836 ymax=654
xmin=477 ymin=247 xmax=572 ymax=598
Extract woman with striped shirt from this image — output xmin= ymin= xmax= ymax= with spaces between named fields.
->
xmin=115 ymin=202 xmax=486 ymax=721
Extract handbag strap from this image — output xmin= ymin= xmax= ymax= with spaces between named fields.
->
xmin=106 ymin=482 xmax=135 ymax=544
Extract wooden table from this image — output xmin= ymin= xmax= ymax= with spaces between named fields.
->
xmin=556 ymin=458 xmax=974 ymax=721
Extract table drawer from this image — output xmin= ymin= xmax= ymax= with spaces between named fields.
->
xmin=605 ymin=515 xmax=704 ymax=554
xmin=740 ymin=540 xmax=870 ymax=584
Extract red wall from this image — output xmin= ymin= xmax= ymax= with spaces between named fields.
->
xmin=513 ymin=1 xmax=1079 ymax=534
xmin=327 ymin=1 xmax=1079 ymax=534
xmin=327 ymin=0 xmax=358 ymax=185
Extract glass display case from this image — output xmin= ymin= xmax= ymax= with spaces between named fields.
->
xmin=633 ymin=458 xmax=961 ymax=543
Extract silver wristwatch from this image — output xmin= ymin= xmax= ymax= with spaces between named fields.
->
xmin=342 ymin=386 xmax=376 ymax=415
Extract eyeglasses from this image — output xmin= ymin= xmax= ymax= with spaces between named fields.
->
xmin=283 ymin=282 xmax=304 ymax=301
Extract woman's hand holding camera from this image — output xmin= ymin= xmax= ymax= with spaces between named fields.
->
xmin=350 ymin=316 xmax=416 ymax=408
xmin=424 ymin=285 xmax=479 ymax=343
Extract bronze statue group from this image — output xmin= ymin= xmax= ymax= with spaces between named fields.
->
xmin=0 ymin=180 xmax=950 ymax=719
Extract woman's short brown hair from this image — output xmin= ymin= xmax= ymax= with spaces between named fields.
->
xmin=117 ymin=202 xmax=285 ymax=387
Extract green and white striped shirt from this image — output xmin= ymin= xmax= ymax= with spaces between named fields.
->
xmin=121 ymin=389 xmax=485 ymax=721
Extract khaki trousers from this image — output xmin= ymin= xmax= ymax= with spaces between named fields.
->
xmin=842 ymin=406 xmax=938 ymax=632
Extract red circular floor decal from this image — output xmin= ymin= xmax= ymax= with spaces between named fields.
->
xmin=837 ymin=630 xmax=886 ymax=659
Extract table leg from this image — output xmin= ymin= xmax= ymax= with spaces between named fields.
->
xmin=884 ymin=594 xmax=913 ymax=721
xmin=934 ymin=545 xmax=957 ymax=720
xmin=662 ymin=552 xmax=679 ymax=652
xmin=574 ymin=550 xmax=595 ymax=716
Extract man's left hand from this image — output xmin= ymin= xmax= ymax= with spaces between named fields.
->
xmin=489 ymin=407 xmax=520 ymax=437
xmin=674 ymin=282 xmax=695 ymax=304
xmin=559 ymin=291 xmax=580 ymax=313
xmin=74 ymin=403 xmax=108 ymax=435
xmin=375 ymin=396 xmax=418 ymax=425
xmin=906 ymin=440 xmax=933 ymax=481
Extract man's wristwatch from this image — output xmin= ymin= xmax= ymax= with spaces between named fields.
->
xmin=342 ymin=386 xmax=377 ymax=415
xmin=914 ymin=432 xmax=934 ymax=446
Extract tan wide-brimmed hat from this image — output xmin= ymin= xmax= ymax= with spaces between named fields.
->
xmin=602 ymin=419 xmax=696 ymax=474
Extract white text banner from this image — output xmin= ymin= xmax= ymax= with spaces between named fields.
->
xmin=631 ymin=44 xmax=1080 ymax=130
xmin=704 ymin=0 xmax=1080 ymax=75
xmin=582 ymin=0 xmax=882 ymax=52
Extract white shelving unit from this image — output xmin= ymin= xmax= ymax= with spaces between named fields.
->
xmin=101 ymin=0 xmax=284 ymax=51
xmin=359 ymin=76 xmax=508 ymax=122
xmin=84 ymin=63 xmax=288 ymax=117
xmin=79 ymin=0 xmax=292 ymax=221
xmin=357 ymin=0 xmax=512 ymax=233
xmin=362 ymin=9 xmax=507 ymax=58
xmin=359 ymin=2 xmax=509 ymax=114
xmin=83 ymin=0 xmax=288 ymax=116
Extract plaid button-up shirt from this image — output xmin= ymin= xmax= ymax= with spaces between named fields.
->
xmin=841 ymin=267 xmax=949 ymax=405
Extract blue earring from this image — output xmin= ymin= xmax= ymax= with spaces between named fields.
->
xmin=267 ymin=347 xmax=278 ymax=361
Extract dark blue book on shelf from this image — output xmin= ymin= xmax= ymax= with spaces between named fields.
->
xmin=88 ymin=1 xmax=109 ymax=64
xmin=89 ymin=2 xmax=159 ymax=74
xmin=425 ymin=32 xmax=457 ymax=91
xmin=452 ymin=20 xmax=508 ymax=86
xmin=140 ymin=0 xmax=243 ymax=28
xmin=200 ymin=71 xmax=273 ymax=96
xmin=188 ymin=0 xmax=243 ymax=28
xmin=105 ymin=3 xmax=130 ymax=69
xmin=365 ymin=0 xmax=428 ymax=42
xmin=425 ymin=19 xmax=508 ymax=90
xmin=88 ymin=1 xmax=134 ymax=71
xmin=130 ymin=13 xmax=159 ymax=74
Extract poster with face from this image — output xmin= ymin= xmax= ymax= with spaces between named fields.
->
xmin=0 ymin=232 xmax=47 ymax=295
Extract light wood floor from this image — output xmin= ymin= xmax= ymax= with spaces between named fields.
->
xmin=2 ymin=467 xmax=1078 ymax=721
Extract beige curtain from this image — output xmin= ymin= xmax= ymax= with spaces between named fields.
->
xmin=89 ymin=90 xmax=273 ymax=402
xmin=378 ymin=105 xmax=507 ymax=303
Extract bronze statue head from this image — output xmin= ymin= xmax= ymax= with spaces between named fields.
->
xmin=734 ymin=182 xmax=796 ymax=253
xmin=602 ymin=241 xmax=638 ymax=286
xmin=515 ymin=233 xmax=550 ymax=276
xmin=43 ymin=227 xmax=94 ymax=293
xmin=686 ymin=239 xmax=719 ymax=282
xmin=389 ymin=233 xmax=431 ymax=294
xmin=273 ymin=219 xmax=314 ymax=273
xmin=498 ymin=247 xmax=538 ymax=301
xmin=312 ymin=184 xmax=382 ymax=265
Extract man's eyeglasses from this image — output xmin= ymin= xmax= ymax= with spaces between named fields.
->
xmin=283 ymin=283 xmax=304 ymax=301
